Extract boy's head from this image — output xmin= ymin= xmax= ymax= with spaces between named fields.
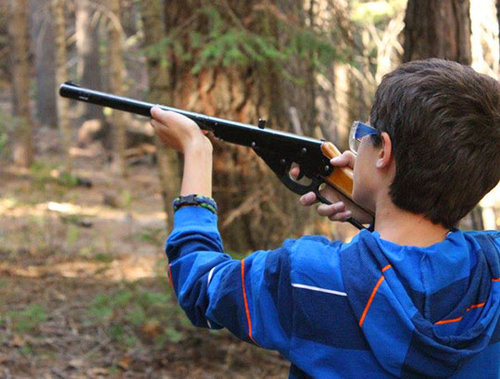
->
xmin=369 ymin=58 xmax=500 ymax=229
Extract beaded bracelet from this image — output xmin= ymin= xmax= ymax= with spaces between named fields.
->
xmin=172 ymin=194 xmax=218 ymax=214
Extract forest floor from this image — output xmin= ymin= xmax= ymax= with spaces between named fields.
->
xmin=0 ymin=127 xmax=287 ymax=378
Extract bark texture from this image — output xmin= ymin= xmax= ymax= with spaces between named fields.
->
xmin=140 ymin=0 xmax=181 ymax=225
xmin=108 ymin=0 xmax=127 ymax=177
xmin=31 ymin=0 xmax=57 ymax=127
xmin=403 ymin=0 xmax=471 ymax=64
xmin=9 ymin=0 xmax=34 ymax=167
xmin=52 ymin=0 xmax=72 ymax=172
xmin=162 ymin=0 xmax=318 ymax=251
xmin=76 ymin=0 xmax=104 ymax=120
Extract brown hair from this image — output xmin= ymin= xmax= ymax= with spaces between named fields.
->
xmin=369 ymin=59 xmax=500 ymax=229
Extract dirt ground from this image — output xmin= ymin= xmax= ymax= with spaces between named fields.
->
xmin=0 ymin=129 xmax=287 ymax=378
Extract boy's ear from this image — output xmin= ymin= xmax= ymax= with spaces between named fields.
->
xmin=376 ymin=132 xmax=393 ymax=169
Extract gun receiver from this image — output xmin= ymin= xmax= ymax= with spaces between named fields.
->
xmin=59 ymin=82 xmax=373 ymax=229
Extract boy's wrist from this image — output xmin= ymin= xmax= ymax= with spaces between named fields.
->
xmin=180 ymin=136 xmax=213 ymax=197
xmin=173 ymin=194 xmax=218 ymax=214
xmin=184 ymin=136 xmax=213 ymax=155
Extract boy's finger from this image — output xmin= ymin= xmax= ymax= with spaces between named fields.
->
xmin=299 ymin=191 xmax=318 ymax=206
xmin=151 ymin=107 xmax=199 ymax=129
xmin=317 ymin=202 xmax=345 ymax=217
xmin=151 ymin=106 xmax=183 ymax=125
xmin=150 ymin=119 xmax=162 ymax=129
xmin=328 ymin=210 xmax=352 ymax=221
xmin=330 ymin=151 xmax=356 ymax=169
xmin=290 ymin=166 xmax=300 ymax=179
xmin=150 ymin=105 xmax=166 ymax=120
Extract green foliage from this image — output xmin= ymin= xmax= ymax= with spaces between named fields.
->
xmin=351 ymin=0 xmax=407 ymax=26
xmin=87 ymin=284 xmax=188 ymax=349
xmin=137 ymin=227 xmax=165 ymax=245
xmin=57 ymin=172 xmax=79 ymax=187
xmin=143 ymin=4 xmax=347 ymax=79
xmin=66 ymin=224 xmax=80 ymax=250
xmin=29 ymin=161 xmax=80 ymax=190
xmin=0 ymin=111 xmax=14 ymax=156
xmin=29 ymin=161 xmax=55 ymax=184
xmin=7 ymin=305 xmax=48 ymax=333
xmin=120 ymin=189 xmax=133 ymax=210
xmin=91 ymin=252 xmax=115 ymax=263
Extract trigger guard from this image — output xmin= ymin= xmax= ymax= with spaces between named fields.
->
xmin=279 ymin=173 xmax=322 ymax=196
xmin=314 ymin=188 xmax=332 ymax=205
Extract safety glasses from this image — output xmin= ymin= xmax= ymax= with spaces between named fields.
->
xmin=349 ymin=121 xmax=380 ymax=154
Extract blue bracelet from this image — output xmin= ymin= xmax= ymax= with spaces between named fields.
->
xmin=172 ymin=194 xmax=218 ymax=214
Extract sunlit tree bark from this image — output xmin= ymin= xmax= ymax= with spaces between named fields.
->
xmin=107 ymin=0 xmax=127 ymax=177
xmin=76 ymin=0 xmax=104 ymax=120
xmin=161 ymin=0 xmax=319 ymax=251
xmin=9 ymin=0 xmax=34 ymax=167
xmin=403 ymin=0 xmax=471 ymax=64
xmin=140 ymin=0 xmax=180 ymax=225
xmin=31 ymin=0 xmax=57 ymax=127
xmin=497 ymin=0 xmax=500 ymax=65
xmin=52 ymin=0 xmax=72 ymax=173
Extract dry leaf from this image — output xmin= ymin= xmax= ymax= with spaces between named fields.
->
xmin=141 ymin=319 xmax=162 ymax=339
xmin=118 ymin=355 xmax=132 ymax=370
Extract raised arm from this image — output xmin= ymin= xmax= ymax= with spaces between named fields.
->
xmin=150 ymin=106 xmax=213 ymax=197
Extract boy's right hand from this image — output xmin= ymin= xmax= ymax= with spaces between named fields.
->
xmin=292 ymin=151 xmax=373 ymax=224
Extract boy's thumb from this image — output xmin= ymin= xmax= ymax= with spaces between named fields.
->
xmin=150 ymin=105 xmax=165 ymax=120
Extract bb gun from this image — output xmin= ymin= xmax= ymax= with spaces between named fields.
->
xmin=59 ymin=82 xmax=374 ymax=230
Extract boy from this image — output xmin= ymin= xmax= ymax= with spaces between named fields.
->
xmin=150 ymin=59 xmax=500 ymax=378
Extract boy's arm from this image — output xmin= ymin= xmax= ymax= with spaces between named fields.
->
xmin=151 ymin=107 xmax=293 ymax=353
xmin=166 ymin=206 xmax=293 ymax=353
xmin=150 ymin=107 xmax=213 ymax=197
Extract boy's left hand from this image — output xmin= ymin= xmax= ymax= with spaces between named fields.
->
xmin=150 ymin=106 xmax=212 ymax=154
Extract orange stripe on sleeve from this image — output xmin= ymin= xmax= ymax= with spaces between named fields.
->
xmin=467 ymin=302 xmax=485 ymax=311
xmin=358 ymin=265 xmax=392 ymax=328
xmin=434 ymin=316 xmax=463 ymax=325
xmin=168 ymin=264 xmax=175 ymax=290
xmin=492 ymin=278 xmax=500 ymax=282
xmin=359 ymin=275 xmax=386 ymax=327
xmin=241 ymin=259 xmax=257 ymax=345
xmin=382 ymin=264 xmax=392 ymax=272
xmin=435 ymin=302 xmax=486 ymax=325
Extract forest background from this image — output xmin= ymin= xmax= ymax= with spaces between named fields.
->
xmin=1 ymin=0 xmax=500 ymax=377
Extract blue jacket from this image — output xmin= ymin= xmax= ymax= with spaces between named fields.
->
xmin=166 ymin=206 xmax=500 ymax=378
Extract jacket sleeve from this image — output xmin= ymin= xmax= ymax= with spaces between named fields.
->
xmin=166 ymin=206 xmax=294 ymax=355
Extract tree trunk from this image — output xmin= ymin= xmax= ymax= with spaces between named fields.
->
xmin=107 ymin=0 xmax=127 ymax=177
xmin=9 ymin=0 xmax=34 ymax=167
xmin=162 ymin=0 xmax=318 ymax=251
xmin=31 ymin=0 xmax=57 ymax=128
xmin=403 ymin=0 xmax=471 ymax=64
xmin=52 ymin=0 xmax=72 ymax=173
xmin=76 ymin=0 xmax=104 ymax=120
xmin=140 ymin=0 xmax=180 ymax=226
xmin=497 ymin=0 xmax=500 ymax=65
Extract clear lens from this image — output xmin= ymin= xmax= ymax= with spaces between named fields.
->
xmin=349 ymin=121 xmax=361 ymax=154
